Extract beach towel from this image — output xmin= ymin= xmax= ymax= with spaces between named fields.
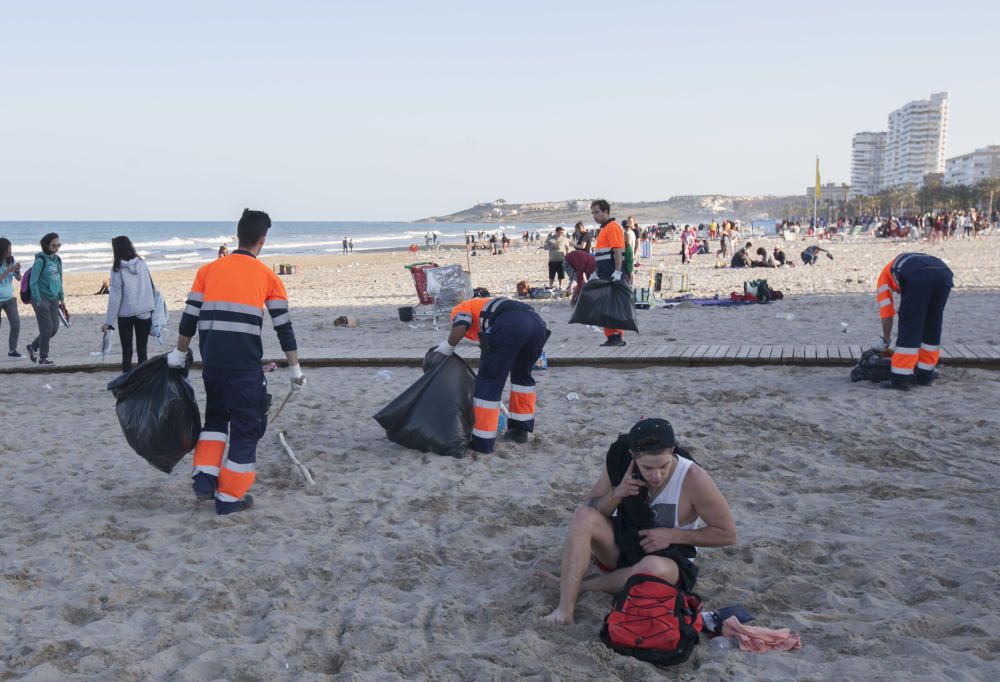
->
xmin=569 ymin=279 xmax=638 ymax=332
xmin=721 ymin=615 xmax=802 ymax=653
xmin=106 ymin=351 xmax=201 ymax=474
xmin=373 ymin=348 xmax=475 ymax=458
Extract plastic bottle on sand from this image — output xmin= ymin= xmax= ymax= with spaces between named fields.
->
xmin=708 ymin=636 xmax=740 ymax=653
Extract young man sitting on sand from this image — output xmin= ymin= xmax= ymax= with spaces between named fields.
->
xmin=538 ymin=418 xmax=737 ymax=625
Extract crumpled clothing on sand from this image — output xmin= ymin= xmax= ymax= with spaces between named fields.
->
xmin=721 ymin=615 xmax=802 ymax=653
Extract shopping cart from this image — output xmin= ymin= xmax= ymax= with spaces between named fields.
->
xmin=402 ymin=262 xmax=472 ymax=328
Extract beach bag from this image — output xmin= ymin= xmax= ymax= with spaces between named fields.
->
xmin=744 ymin=279 xmax=774 ymax=303
xmin=600 ymin=574 xmax=703 ymax=668
xmin=19 ymin=258 xmax=47 ymax=304
xmin=106 ymin=351 xmax=201 ymax=474
xmin=634 ymin=287 xmax=653 ymax=310
xmin=850 ymin=348 xmax=893 ymax=383
xmin=373 ymin=348 xmax=475 ymax=458
xmin=569 ymin=279 xmax=639 ymax=332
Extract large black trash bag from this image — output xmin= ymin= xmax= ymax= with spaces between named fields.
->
xmin=850 ymin=348 xmax=893 ymax=383
xmin=106 ymin=350 xmax=201 ymax=473
xmin=569 ymin=279 xmax=639 ymax=332
xmin=373 ymin=348 xmax=475 ymax=458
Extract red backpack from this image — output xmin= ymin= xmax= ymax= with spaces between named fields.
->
xmin=600 ymin=573 xmax=704 ymax=667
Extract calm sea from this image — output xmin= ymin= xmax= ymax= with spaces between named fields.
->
xmin=0 ymin=221 xmax=556 ymax=273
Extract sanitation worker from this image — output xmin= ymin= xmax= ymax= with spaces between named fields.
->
xmin=590 ymin=199 xmax=627 ymax=347
xmin=435 ymin=296 xmax=548 ymax=454
xmin=168 ymin=209 xmax=306 ymax=514
xmin=875 ymin=252 xmax=953 ymax=390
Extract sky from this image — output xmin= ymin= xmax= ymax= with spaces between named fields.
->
xmin=2 ymin=0 xmax=998 ymax=221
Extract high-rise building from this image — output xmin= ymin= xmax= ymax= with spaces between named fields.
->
xmin=944 ymin=146 xmax=1000 ymax=186
xmin=880 ymin=92 xmax=949 ymax=190
xmin=850 ymin=132 xmax=886 ymax=198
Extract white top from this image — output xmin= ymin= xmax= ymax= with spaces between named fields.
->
xmin=649 ymin=456 xmax=699 ymax=530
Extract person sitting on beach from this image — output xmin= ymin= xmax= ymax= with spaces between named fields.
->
xmin=538 ymin=418 xmax=737 ymax=625
xmin=773 ymin=246 xmax=794 ymax=267
xmin=218 ymin=244 xmax=229 ymax=258
xmin=730 ymin=241 xmax=752 ymax=268
xmin=751 ymin=247 xmax=776 ymax=268
xmin=800 ymin=245 xmax=833 ymax=265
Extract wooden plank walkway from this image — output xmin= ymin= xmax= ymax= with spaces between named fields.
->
xmin=3 ymin=344 xmax=1000 ymax=374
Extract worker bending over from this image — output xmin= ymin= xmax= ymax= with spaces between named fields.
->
xmin=435 ymin=297 xmax=548 ymax=453
xmin=876 ymin=252 xmax=953 ymax=390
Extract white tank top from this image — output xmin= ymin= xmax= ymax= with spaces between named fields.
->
xmin=649 ymin=456 xmax=698 ymax=530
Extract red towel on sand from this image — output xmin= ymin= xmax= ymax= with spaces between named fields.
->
xmin=721 ymin=616 xmax=802 ymax=653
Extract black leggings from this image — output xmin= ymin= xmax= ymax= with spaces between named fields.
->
xmin=118 ymin=316 xmax=152 ymax=372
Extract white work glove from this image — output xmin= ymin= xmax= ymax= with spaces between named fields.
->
xmin=434 ymin=340 xmax=455 ymax=356
xmin=166 ymin=348 xmax=187 ymax=369
xmin=871 ymin=337 xmax=889 ymax=352
xmin=611 ymin=270 xmax=623 ymax=282
xmin=289 ymin=364 xmax=306 ymax=391
xmin=587 ymin=272 xmax=598 ymax=282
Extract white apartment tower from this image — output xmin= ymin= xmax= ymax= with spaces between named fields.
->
xmin=880 ymin=92 xmax=949 ymax=190
xmin=945 ymin=146 xmax=1000 ymax=186
xmin=850 ymin=132 xmax=886 ymax=198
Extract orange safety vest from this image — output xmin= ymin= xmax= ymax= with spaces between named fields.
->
xmin=450 ymin=297 xmax=493 ymax=342
xmin=595 ymin=220 xmax=625 ymax=264
xmin=875 ymin=256 xmax=905 ymax=319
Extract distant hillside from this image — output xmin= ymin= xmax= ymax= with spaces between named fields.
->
xmin=417 ymin=195 xmax=808 ymax=225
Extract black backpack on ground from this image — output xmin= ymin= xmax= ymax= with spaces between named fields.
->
xmin=850 ymin=348 xmax=893 ymax=383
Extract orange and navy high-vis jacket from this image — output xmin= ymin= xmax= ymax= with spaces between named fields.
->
xmin=179 ymin=250 xmax=297 ymax=369
xmin=450 ymin=297 xmax=494 ymax=342
xmin=876 ymin=255 xmax=906 ymax=319
xmin=594 ymin=219 xmax=625 ymax=279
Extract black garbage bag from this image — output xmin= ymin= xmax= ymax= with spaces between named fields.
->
xmin=106 ymin=351 xmax=201 ymax=473
xmin=569 ymin=279 xmax=639 ymax=332
xmin=373 ymin=348 xmax=475 ymax=458
xmin=850 ymin=348 xmax=893 ymax=383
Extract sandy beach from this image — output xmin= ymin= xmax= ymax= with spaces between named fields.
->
xmin=2 ymin=234 xmax=1000 ymax=680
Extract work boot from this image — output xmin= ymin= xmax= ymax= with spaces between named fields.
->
xmin=915 ymin=369 xmax=939 ymax=386
xmin=216 ymin=494 xmax=254 ymax=516
xmin=879 ymin=377 xmax=911 ymax=391
xmin=601 ymin=334 xmax=626 ymax=347
xmin=192 ymin=473 xmax=217 ymax=501
xmin=504 ymin=429 xmax=529 ymax=444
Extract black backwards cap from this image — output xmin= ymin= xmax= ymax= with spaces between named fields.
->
xmin=627 ymin=418 xmax=676 ymax=453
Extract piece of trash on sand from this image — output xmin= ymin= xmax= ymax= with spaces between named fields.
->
xmin=334 ymin=316 xmax=358 ymax=328
xmin=43 ymin=384 xmax=52 ymax=390
xmin=775 ymin=313 xmax=796 ymax=320
xmin=374 ymin=369 xmax=393 ymax=381
xmin=566 ymin=392 xmax=580 ymax=401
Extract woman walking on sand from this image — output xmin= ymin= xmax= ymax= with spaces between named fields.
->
xmin=101 ymin=236 xmax=156 ymax=373
xmin=0 ymin=238 xmax=23 ymax=358
xmin=26 ymin=232 xmax=68 ymax=366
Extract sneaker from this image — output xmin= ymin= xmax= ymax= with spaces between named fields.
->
xmin=26 ymin=344 xmax=37 ymax=363
xmin=38 ymin=358 xmax=55 ymax=366
xmin=504 ymin=429 xmax=529 ymax=444
xmin=216 ymin=494 xmax=254 ymax=516
xmin=879 ymin=378 xmax=910 ymax=391
xmin=601 ymin=335 xmax=626 ymax=347
xmin=7 ymin=350 xmax=22 ymax=359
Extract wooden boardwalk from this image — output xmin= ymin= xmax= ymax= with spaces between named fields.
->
xmin=2 ymin=343 xmax=999 ymax=374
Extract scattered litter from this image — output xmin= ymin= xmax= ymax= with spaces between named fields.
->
xmin=588 ymin=325 xmax=601 ymax=333
xmin=374 ymin=369 xmax=394 ymax=381
xmin=43 ymin=384 xmax=52 ymax=390
xmin=408 ymin=324 xmax=419 ymax=330
xmin=775 ymin=313 xmax=796 ymax=320
xmin=566 ymin=392 xmax=580 ymax=401
xmin=334 ymin=315 xmax=359 ymax=328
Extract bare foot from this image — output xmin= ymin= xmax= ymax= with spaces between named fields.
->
xmin=532 ymin=569 xmax=560 ymax=586
xmin=542 ymin=607 xmax=574 ymax=625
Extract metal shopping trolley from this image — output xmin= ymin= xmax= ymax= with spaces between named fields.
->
xmin=402 ymin=262 xmax=472 ymax=328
